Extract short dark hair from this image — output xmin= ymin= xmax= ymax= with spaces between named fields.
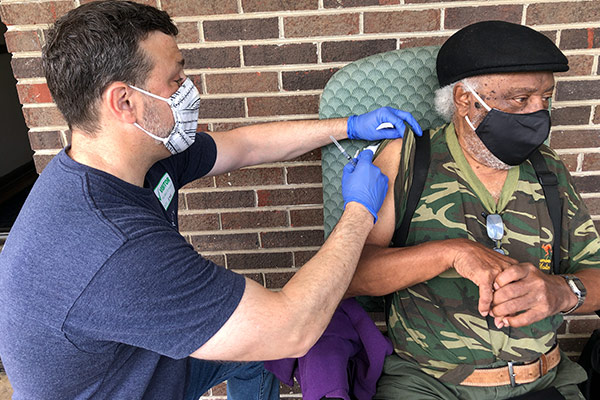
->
xmin=43 ymin=0 xmax=178 ymax=133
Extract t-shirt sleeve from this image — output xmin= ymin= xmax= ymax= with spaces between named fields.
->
xmin=168 ymin=131 xmax=217 ymax=187
xmin=546 ymin=148 xmax=600 ymax=274
xmin=62 ymin=227 xmax=245 ymax=359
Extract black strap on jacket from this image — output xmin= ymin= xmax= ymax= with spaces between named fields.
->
xmin=386 ymin=136 xmax=562 ymax=316
xmin=390 ymin=130 xmax=431 ymax=248
xmin=529 ymin=150 xmax=562 ymax=274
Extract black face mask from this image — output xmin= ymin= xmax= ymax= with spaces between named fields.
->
xmin=465 ymin=86 xmax=551 ymax=166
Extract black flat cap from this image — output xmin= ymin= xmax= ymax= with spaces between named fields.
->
xmin=437 ymin=20 xmax=569 ymax=87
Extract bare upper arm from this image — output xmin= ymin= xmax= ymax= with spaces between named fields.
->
xmin=366 ymin=138 xmax=404 ymax=247
xmin=189 ymin=277 xmax=306 ymax=361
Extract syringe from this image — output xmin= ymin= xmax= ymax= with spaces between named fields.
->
xmin=329 ymin=136 xmax=357 ymax=167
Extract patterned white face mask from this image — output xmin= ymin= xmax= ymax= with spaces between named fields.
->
xmin=129 ymin=78 xmax=200 ymax=155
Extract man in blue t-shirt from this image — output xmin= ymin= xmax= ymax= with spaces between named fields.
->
xmin=0 ymin=1 xmax=423 ymax=399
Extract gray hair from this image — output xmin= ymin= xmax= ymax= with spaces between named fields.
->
xmin=434 ymin=77 xmax=481 ymax=121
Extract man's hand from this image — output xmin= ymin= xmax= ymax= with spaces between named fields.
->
xmin=347 ymin=107 xmax=423 ymax=140
xmin=342 ymin=150 xmax=388 ymax=223
xmin=448 ymin=239 xmax=518 ymax=317
xmin=490 ymin=263 xmax=576 ymax=328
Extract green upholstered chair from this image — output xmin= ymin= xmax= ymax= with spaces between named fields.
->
xmin=319 ymin=46 xmax=446 ymax=237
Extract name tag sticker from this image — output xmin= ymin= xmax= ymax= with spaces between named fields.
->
xmin=154 ymin=173 xmax=175 ymax=210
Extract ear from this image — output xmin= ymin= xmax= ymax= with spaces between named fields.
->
xmin=453 ymin=82 xmax=472 ymax=118
xmin=103 ymin=82 xmax=139 ymax=124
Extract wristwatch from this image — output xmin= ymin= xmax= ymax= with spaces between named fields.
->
xmin=560 ymin=275 xmax=587 ymax=315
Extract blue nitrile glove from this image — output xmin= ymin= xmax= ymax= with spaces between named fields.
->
xmin=347 ymin=106 xmax=423 ymax=140
xmin=342 ymin=150 xmax=389 ymax=223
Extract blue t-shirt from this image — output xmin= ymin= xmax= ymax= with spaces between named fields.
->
xmin=0 ymin=133 xmax=246 ymax=399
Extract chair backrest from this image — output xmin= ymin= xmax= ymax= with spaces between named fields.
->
xmin=319 ymin=46 xmax=445 ymax=237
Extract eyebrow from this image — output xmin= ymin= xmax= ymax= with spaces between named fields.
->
xmin=503 ymin=85 xmax=555 ymax=97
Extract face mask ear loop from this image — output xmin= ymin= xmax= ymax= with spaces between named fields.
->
xmin=129 ymin=84 xmax=171 ymax=104
xmin=462 ymin=81 xmax=492 ymax=112
xmin=464 ymin=115 xmax=478 ymax=132
xmin=133 ymin=122 xmax=169 ymax=144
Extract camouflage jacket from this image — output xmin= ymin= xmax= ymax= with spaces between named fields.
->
xmin=385 ymin=123 xmax=600 ymax=384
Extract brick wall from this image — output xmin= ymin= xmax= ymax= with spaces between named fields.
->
xmin=1 ymin=0 xmax=599 ymax=398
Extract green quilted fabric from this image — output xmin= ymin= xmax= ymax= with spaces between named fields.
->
xmin=319 ymin=46 xmax=445 ymax=237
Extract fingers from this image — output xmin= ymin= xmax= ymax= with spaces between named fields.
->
xmin=389 ymin=108 xmax=423 ymax=136
xmin=478 ymin=283 xmax=493 ymax=317
xmin=493 ymin=263 xmax=533 ymax=289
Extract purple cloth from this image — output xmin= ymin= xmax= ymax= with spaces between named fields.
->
xmin=265 ymin=298 xmax=392 ymax=400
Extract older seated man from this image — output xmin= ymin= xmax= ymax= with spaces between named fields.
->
xmin=347 ymin=21 xmax=600 ymax=399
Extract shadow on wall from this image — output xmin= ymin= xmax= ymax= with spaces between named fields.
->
xmin=0 ymin=20 xmax=36 ymax=234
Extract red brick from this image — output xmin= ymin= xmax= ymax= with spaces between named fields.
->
xmin=265 ymin=271 xmax=295 ymax=289
xmin=227 ymin=252 xmax=294 ymax=269
xmin=257 ymin=187 xmax=323 ymax=207
xmin=557 ymin=320 xmax=567 ymax=335
xmin=205 ymin=18 xmax=278 ymax=41
xmin=181 ymin=47 xmax=240 ymax=69
xmin=284 ymin=14 xmax=359 ymax=38
xmin=321 ymin=39 xmax=396 ymax=63
xmin=22 ymin=107 xmax=67 ymax=128
xmin=556 ymin=55 xmax=594 ymax=77
xmin=364 ymin=10 xmax=439 ymax=34
xmin=203 ymin=254 xmax=225 ymax=266
xmin=558 ymin=153 xmax=577 ymax=172
xmin=294 ymin=250 xmax=319 ymax=266
xmin=241 ymin=273 xmax=265 ymax=286
xmin=527 ymin=2 xmax=600 ymax=25
xmin=215 ymin=168 xmax=284 ymax=187
xmin=221 ymin=210 xmax=288 ymax=230
xmin=186 ymin=190 xmax=255 ymax=210
xmin=560 ymin=28 xmax=600 ymax=50
xmin=198 ymin=98 xmax=245 ymax=119
xmin=572 ymin=175 xmax=600 ymax=194
xmin=247 ymin=95 xmax=319 ymax=117
xmin=290 ymin=208 xmax=323 ymax=227
xmin=584 ymin=197 xmax=600 ymax=215
xmin=0 ymin=1 xmax=73 ymax=26
xmin=178 ymin=213 xmax=220 ymax=232
xmin=206 ymin=72 xmax=278 ymax=94
xmin=261 ymin=229 xmax=324 ymax=248
xmin=174 ymin=22 xmax=200 ymax=44
xmin=556 ymin=80 xmax=600 ymax=102
xmin=400 ymin=36 xmax=448 ymax=49
xmin=595 ymin=220 xmax=600 ymax=234
xmin=16 ymin=83 xmax=53 ymax=104
xmin=551 ymin=106 xmax=591 ymax=126
xmin=556 ymin=336 xmax=590 ymax=354
xmin=595 ymin=106 xmax=600 ymax=125
xmin=324 ymin=0 xmax=396 ymax=7
xmin=181 ymin=176 xmax=215 ymax=189
xmin=161 ymin=0 xmax=238 ymax=17
xmin=10 ymin=57 xmax=43 ymax=79
xmin=33 ymin=152 xmax=56 ymax=173
xmin=188 ymin=75 xmax=205 ymax=95
xmin=568 ymin=317 xmax=600 ymax=334
xmin=27 ymin=130 xmax=63 ymax=151
xmin=4 ymin=30 xmax=42 ymax=53
xmin=191 ymin=233 xmax=259 ymax=251
xmin=242 ymin=0 xmax=317 ymax=13
xmin=243 ymin=43 xmax=317 ymax=66
xmin=445 ymin=6 xmax=522 ymax=29
xmin=282 ymin=69 xmax=338 ymax=91
xmin=287 ymin=165 xmax=322 ymax=184
xmin=178 ymin=196 xmax=186 ymax=210
xmin=583 ymin=153 xmax=600 ymax=172
xmin=550 ymin=130 xmax=600 ymax=150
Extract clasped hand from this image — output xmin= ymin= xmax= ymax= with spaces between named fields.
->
xmin=450 ymin=239 xmax=571 ymax=328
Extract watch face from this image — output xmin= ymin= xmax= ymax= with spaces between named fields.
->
xmin=572 ymin=277 xmax=587 ymax=296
